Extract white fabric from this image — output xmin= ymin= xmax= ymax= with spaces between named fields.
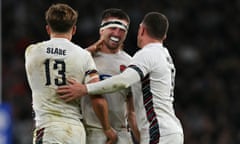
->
xmin=87 ymin=67 xmax=140 ymax=95
xmin=130 ymin=43 xmax=183 ymax=143
xmin=25 ymin=38 xmax=97 ymax=128
xmin=33 ymin=121 xmax=86 ymax=144
xmin=86 ymin=128 xmax=132 ymax=144
xmin=159 ymin=133 xmax=184 ymax=144
xmin=82 ymin=51 xmax=134 ymax=144
xmin=101 ymin=24 xmax=127 ymax=31
xmin=100 ymin=19 xmax=128 ymax=31
xmin=87 ymin=42 xmax=184 ymax=144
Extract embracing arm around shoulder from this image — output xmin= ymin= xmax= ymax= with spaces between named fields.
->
xmin=57 ymin=67 xmax=141 ymax=101
xmin=87 ymin=67 xmax=141 ymax=95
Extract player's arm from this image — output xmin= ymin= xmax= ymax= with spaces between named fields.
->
xmin=87 ymin=67 xmax=141 ymax=95
xmin=126 ymin=93 xmax=140 ymax=143
xmin=57 ymin=67 xmax=141 ymax=100
xmin=90 ymin=94 xmax=117 ymax=144
xmin=85 ymin=72 xmax=117 ymax=144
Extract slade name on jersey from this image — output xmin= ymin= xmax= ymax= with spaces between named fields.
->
xmin=46 ymin=47 xmax=66 ymax=56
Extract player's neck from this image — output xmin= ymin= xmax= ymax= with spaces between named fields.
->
xmin=50 ymin=33 xmax=72 ymax=41
xmin=100 ymin=45 xmax=120 ymax=54
xmin=141 ymin=36 xmax=162 ymax=48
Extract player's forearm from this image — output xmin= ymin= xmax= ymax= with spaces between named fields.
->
xmin=85 ymin=38 xmax=103 ymax=55
xmin=90 ymin=95 xmax=111 ymax=131
xmin=87 ymin=68 xmax=140 ymax=95
xmin=128 ymin=111 xmax=140 ymax=143
xmin=127 ymin=95 xmax=140 ymax=143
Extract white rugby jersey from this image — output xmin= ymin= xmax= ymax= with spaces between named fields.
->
xmin=81 ymin=51 xmax=131 ymax=130
xmin=129 ymin=43 xmax=183 ymax=142
xmin=25 ymin=38 xmax=97 ymax=127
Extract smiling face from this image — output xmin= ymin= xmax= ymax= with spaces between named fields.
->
xmin=99 ymin=18 xmax=129 ymax=52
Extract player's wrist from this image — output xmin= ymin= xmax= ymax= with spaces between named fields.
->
xmin=103 ymin=126 xmax=111 ymax=132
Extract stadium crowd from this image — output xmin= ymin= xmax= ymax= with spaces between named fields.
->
xmin=2 ymin=0 xmax=240 ymax=143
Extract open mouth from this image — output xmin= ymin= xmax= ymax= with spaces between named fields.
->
xmin=110 ymin=36 xmax=120 ymax=43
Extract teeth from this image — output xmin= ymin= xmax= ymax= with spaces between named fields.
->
xmin=110 ymin=36 xmax=119 ymax=42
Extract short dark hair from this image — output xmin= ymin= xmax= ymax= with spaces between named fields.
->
xmin=101 ymin=8 xmax=130 ymax=24
xmin=45 ymin=3 xmax=78 ymax=33
xmin=142 ymin=12 xmax=169 ymax=40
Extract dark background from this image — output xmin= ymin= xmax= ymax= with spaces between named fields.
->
xmin=2 ymin=0 xmax=240 ymax=143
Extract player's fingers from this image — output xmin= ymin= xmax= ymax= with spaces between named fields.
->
xmin=106 ymin=139 xmax=114 ymax=144
xmin=95 ymin=38 xmax=104 ymax=50
xmin=106 ymin=138 xmax=116 ymax=144
xmin=56 ymin=88 xmax=69 ymax=94
xmin=57 ymin=79 xmax=75 ymax=91
xmin=64 ymin=96 xmax=75 ymax=102
xmin=58 ymin=93 xmax=70 ymax=99
xmin=96 ymin=38 xmax=104 ymax=45
xmin=56 ymin=87 xmax=66 ymax=93
xmin=105 ymin=129 xmax=117 ymax=144
xmin=59 ymin=93 xmax=74 ymax=102
xmin=99 ymin=35 xmax=105 ymax=41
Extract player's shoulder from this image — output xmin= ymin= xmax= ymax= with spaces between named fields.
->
xmin=26 ymin=41 xmax=42 ymax=49
xmin=69 ymin=43 xmax=92 ymax=57
xmin=25 ymin=41 xmax=47 ymax=55
xmin=120 ymin=50 xmax=132 ymax=59
xmin=136 ymin=44 xmax=161 ymax=57
xmin=72 ymin=43 xmax=91 ymax=55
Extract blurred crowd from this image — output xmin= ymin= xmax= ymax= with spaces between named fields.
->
xmin=2 ymin=0 xmax=240 ymax=143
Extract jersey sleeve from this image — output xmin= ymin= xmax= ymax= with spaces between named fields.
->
xmin=86 ymin=68 xmax=140 ymax=95
xmin=83 ymin=51 xmax=99 ymax=84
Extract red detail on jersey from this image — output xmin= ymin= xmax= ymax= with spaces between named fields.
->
xmin=120 ymin=65 xmax=127 ymax=72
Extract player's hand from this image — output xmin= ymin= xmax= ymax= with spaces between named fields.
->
xmin=86 ymin=38 xmax=104 ymax=55
xmin=104 ymin=127 xmax=118 ymax=144
xmin=56 ymin=79 xmax=87 ymax=102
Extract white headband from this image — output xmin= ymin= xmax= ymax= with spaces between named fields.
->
xmin=100 ymin=19 xmax=129 ymax=31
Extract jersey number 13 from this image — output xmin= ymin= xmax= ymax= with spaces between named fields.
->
xmin=44 ymin=59 xmax=66 ymax=86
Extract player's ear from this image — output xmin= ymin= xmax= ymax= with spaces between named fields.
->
xmin=46 ymin=25 xmax=51 ymax=35
xmin=99 ymin=28 xmax=104 ymax=35
xmin=139 ymin=24 xmax=144 ymax=36
xmin=72 ymin=25 xmax=77 ymax=35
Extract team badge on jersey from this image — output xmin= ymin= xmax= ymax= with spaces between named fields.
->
xmin=120 ymin=64 xmax=127 ymax=72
